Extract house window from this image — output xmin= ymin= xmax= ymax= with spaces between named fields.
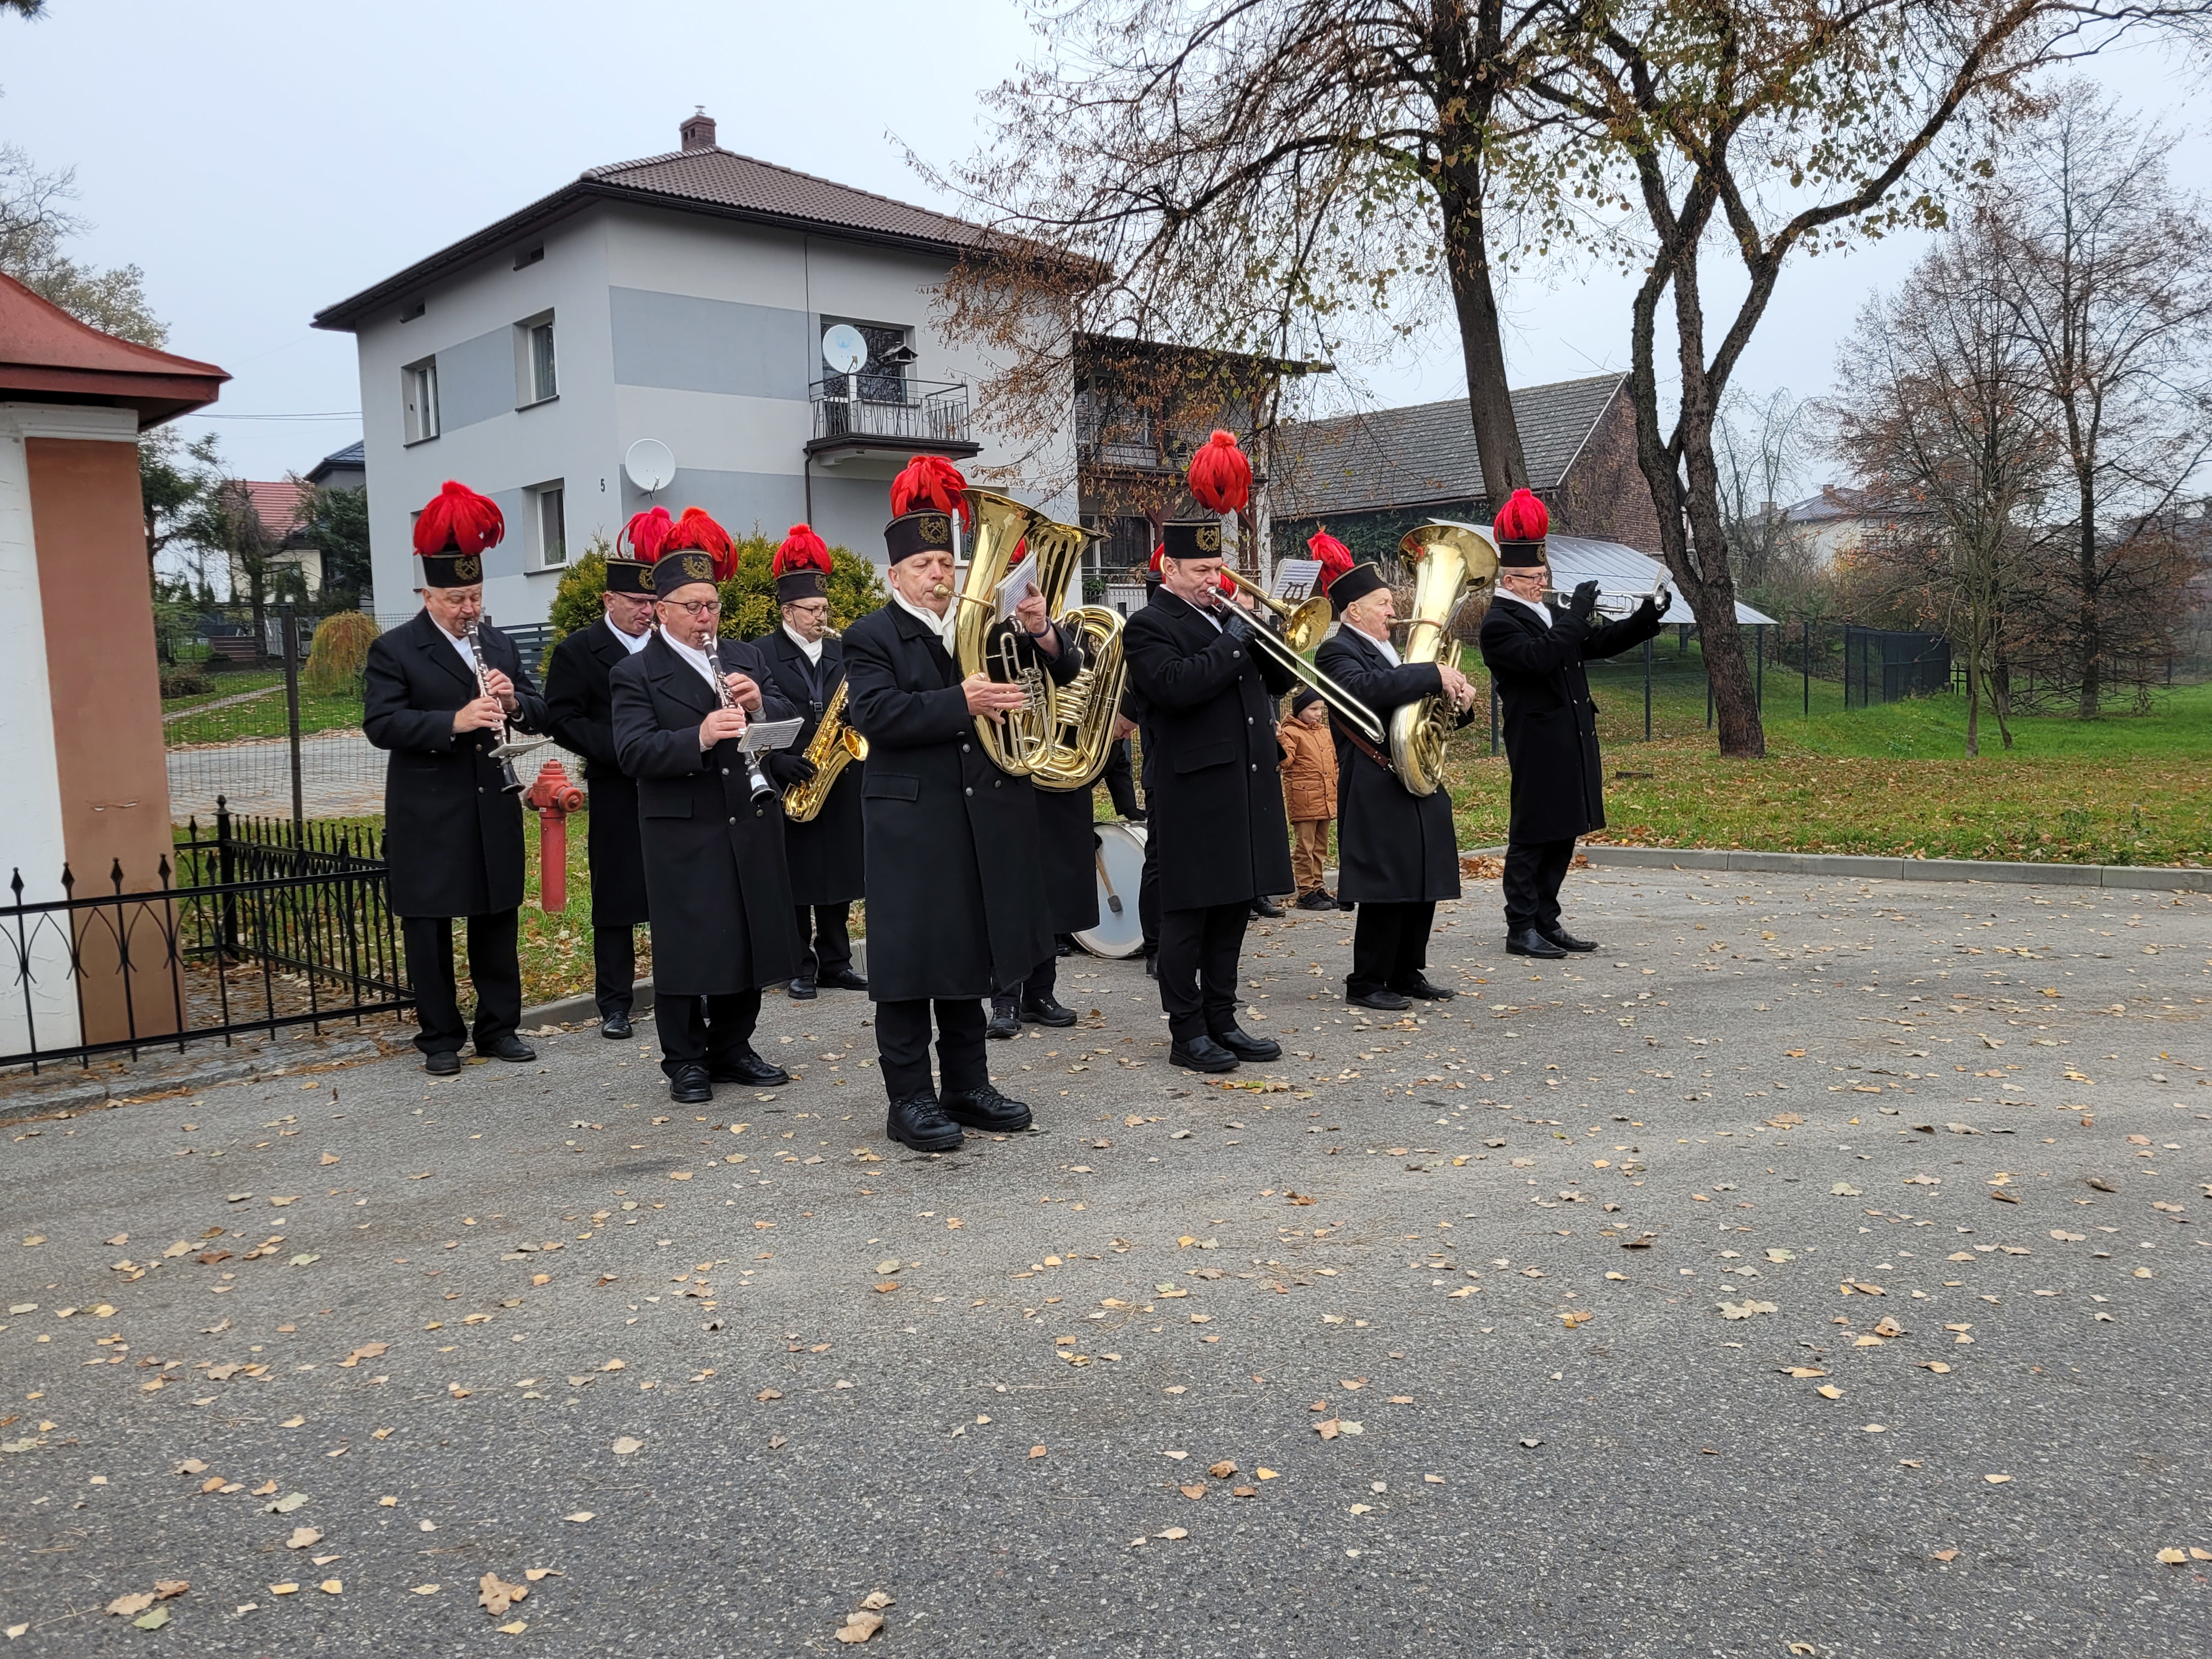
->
xmin=530 ymin=482 xmax=567 ymax=569
xmin=820 ymin=319 xmax=911 ymax=403
xmin=516 ymin=313 xmax=557 ymax=406
xmin=402 ymin=358 xmax=440 ymax=443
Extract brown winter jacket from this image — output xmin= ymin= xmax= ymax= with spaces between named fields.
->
xmin=1277 ymin=713 xmax=1338 ymax=821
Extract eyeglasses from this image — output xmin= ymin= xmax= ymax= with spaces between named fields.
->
xmin=661 ymin=599 xmax=721 ymax=618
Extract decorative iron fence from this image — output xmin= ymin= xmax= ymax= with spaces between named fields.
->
xmin=0 ymin=801 xmax=411 ymax=1073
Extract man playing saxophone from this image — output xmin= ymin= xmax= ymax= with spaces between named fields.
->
xmin=1310 ymin=533 xmax=1475 ymax=1010
xmin=755 ymin=525 xmax=868 ymax=1002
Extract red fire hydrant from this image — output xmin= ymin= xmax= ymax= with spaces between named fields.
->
xmin=525 ymin=759 xmax=586 ymax=912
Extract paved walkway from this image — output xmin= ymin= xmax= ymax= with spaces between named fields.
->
xmin=1 ymin=871 xmax=2205 ymax=1653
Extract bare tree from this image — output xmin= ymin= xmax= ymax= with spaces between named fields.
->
xmin=1831 ymin=213 xmax=2058 ymax=755
xmin=1988 ymin=79 xmax=2212 ymax=715
xmin=1712 ymin=385 xmax=1812 ymax=592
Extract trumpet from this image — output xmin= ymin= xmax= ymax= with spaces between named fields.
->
xmin=1206 ymin=568 xmax=1387 ymax=748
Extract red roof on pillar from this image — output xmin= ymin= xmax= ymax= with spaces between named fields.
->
xmin=0 ymin=271 xmax=229 ymax=426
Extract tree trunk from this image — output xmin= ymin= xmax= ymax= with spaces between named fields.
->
xmin=1963 ymin=645 xmax=1982 ymax=759
xmin=2074 ymin=494 xmax=2101 ymax=717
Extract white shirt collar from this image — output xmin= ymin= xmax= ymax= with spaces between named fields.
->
xmin=782 ymin=622 xmax=824 ymax=664
xmin=437 ymin=618 xmax=478 ymax=671
xmin=604 ymin=616 xmax=651 ymax=655
xmin=892 ymin=587 xmax=959 ymax=652
xmin=662 ymin=628 xmax=724 ymax=692
xmin=1498 ymin=589 xmax=1551 ymax=627
xmin=1350 ymin=623 xmax=1399 ymax=665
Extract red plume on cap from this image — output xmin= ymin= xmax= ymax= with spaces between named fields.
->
xmin=1308 ymin=527 xmax=1355 ymax=590
xmin=412 ymin=480 xmax=505 ymax=557
xmin=663 ymin=506 xmax=738 ymax=579
xmin=1493 ymin=487 xmax=1550 ymax=543
xmin=1217 ymin=569 xmax=1237 ymax=595
xmin=1187 ymin=429 xmax=1251 ymax=514
xmin=773 ymin=522 xmax=831 ymax=578
xmin=891 ymin=454 xmax=973 ymax=529
xmin=621 ymin=506 xmax=674 ymax=562
xmin=1147 ymin=544 xmax=1165 ymax=574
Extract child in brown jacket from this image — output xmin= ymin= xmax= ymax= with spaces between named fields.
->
xmin=1277 ymin=688 xmax=1340 ymax=910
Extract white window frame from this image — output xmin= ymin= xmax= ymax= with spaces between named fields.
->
xmin=514 ymin=312 xmax=558 ymax=407
xmin=527 ymin=480 xmax=567 ymax=570
xmin=402 ymin=357 xmax=440 ymax=444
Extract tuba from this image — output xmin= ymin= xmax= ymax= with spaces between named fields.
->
xmin=949 ymin=490 xmax=1099 ymax=779
xmin=781 ymin=671 xmax=867 ymax=822
xmin=1388 ymin=520 xmax=1499 ymax=796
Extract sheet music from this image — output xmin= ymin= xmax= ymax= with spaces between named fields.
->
xmin=994 ymin=559 xmax=1039 ymax=623
xmin=1272 ymin=558 xmax=1322 ymax=603
xmin=736 ymin=718 xmax=804 ymax=755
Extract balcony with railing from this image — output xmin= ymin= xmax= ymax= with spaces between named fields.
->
xmin=806 ymin=378 xmax=977 ymax=464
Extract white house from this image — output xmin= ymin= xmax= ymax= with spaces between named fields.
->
xmin=313 ymin=111 xmax=1073 ymax=626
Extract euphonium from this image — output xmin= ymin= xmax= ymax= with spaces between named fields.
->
xmin=1388 ymin=520 xmax=1499 ymax=796
xmin=781 ymin=672 xmax=867 ymax=823
xmin=946 ymin=490 xmax=1095 ymax=778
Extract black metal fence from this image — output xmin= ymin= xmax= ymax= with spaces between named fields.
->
xmin=0 ymin=801 xmax=410 ymax=1073
xmin=1844 ymin=626 xmax=1952 ymax=707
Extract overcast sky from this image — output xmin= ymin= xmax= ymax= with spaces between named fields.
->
xmin=5 ymin=1 xmax=2204 ymax=490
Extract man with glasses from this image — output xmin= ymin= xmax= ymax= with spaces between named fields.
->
xmin=543 ymin=508 xmax=666 ymax=1040
xmin=611 ymin=508 xmax=802 ymax=1104
xmin=1477 ymin=488 xmax=1668 ymax=959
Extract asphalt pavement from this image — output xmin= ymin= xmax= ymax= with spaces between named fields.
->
xmin=2 ymin=868 xmax=2207 ymax=1657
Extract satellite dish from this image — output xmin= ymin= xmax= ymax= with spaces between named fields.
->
xmin=623 ymin=438 xmax=676 ymax=494
xmin=821 ymin=324 xmax=868 ymax=377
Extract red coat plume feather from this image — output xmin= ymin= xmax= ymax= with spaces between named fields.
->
xmin=412 ymin=480 xmax=505 ymax=556
xmin=890 ymin=454 xmax=973 ymax=529
xmin=773 ymin=522 xmax=831 ymax=578
xmin=1493 ymin=487 xmax=1549 ymax=543
xmin=1307 ymin=528 xmax=1355 ymax=591
xmin=663 ymin=506 xmax=738 ymax=580
xmin=1186 ymin=429 xmax=1251 ymax=514
xmin=622 ymin=506 xmax=674 ymax=562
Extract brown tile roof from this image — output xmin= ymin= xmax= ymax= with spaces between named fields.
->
xmin=0 ymin=271 xmax=228 ymax=425
xmin=240 ymin=479 xmax=310 ymax=539
xmin=1272 ymin=374 xmax=1626 ymax=519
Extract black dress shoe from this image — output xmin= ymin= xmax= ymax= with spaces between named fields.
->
xmin=1541 ymin=927 xmax=1599 ymax=953
xmin=1250 ymin=894 xmax=1284 ymax=919
xmin=1296 ymin=890 xmax=1335 ymax=911
xmin=818 ymin=967 xmax=869 ymax=991
xmin=1055 ymin=937 xmax=1075 ymax=958
xmin=479 ymin=1035 xmax=536 ymax=1063
xmin=887 ymin=1092 xmax=964 ymax=1153
xmin=599 ymin=1012 xmax=632 ymax=1040
xmin=1020 ymin=996 xmax=1078 ymax=1028
xmin=668 ymin=1063 xmax=712 ymax=1105
xmin=1506 ymin=927 xmax=1568 ymax=959
xmin=1335 ymin=896 xmax=1356 ymax=911
xmin=940 ymin=1082 xmax=1033 ymax=1132
xmin=1169 ymin=1035 xmax=1240 ymax=1073
xmin=1211 ymin=1024 xmax=1281 ymax=1062
xmin=1347 ymin=986 xmax=1412 ymax=1012
xmin=1392 ymin=975 xmax=1457 ymax=1001
xmin=986 ymin=997 xmax=1020 ymax=1040
xmin=1143 ymin=955 xmax=1158 ymax=979
xmin=423 ymin=1049 xmax=461 ymax=1076
xmin=711 ymin=1050 xmax=790 ymax=1087
xmin=787 ymin=977 xmax=818 ymax=1000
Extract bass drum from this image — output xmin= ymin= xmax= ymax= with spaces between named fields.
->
xmin=1073 ymin=820 xmax=1147 ymax=959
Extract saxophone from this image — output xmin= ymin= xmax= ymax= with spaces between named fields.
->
xmin=781 ymin=672 xmax=868 ymax=823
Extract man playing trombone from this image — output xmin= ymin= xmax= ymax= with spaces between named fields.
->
xmin=1477 ymin=489 xmax=1667 ymax=959
xmin=1121 ymin=433 xmax=1297 ymax=1074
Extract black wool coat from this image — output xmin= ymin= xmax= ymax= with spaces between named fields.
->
xmin=1120 ymin=586 xmax=1297 ymax=911
xmin=541 ymin=618 xmax=649 ymax=929
xmin=609 ymin=632 xmax=801 ymax=997
xmin=1035 ymin=782 xmax=1102 ymax=937
xmin=1476 ymin=594 xmax=1663 ymax=845
xmin=363 ymin=610 xmax=547 ymax=919
xmin=839 ymin=602 xmax=1080 ymax=1002
xmin=754 ymin=627 xmax=865 ymax=907
xmin=1313 ymin=626 xmax=1471 ymax=904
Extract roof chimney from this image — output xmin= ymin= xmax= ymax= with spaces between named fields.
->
xmin=680 ymin=107 xmax=717 ymax=153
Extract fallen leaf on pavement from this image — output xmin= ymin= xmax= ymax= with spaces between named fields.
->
xmin=285 ymin=1527 xmax=323 ymax=1550
xmin=478 ymin=1573 xmax=529 ymax=1617
xmin=611 ymin=1437 xmax=643 ymax=1456
xmin=834 ymin=1610 xmax=885 ymax=1643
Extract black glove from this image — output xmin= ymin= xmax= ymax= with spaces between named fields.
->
xmin=1569 ymin=581 xmax=1600 ymax=623
xmin=1219 ymin=606 xmax=1255 ymax=645
xmin=762 ymin=751 xmax=817 ymax=789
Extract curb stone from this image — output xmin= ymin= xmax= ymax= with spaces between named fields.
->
xmin=1542 ymin=844 xmax=2209 ymax=891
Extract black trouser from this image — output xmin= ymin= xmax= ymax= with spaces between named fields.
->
xmin=593 ymin=924 xmax=637 ymax=1018
xmin=1101 ymin=738 xmax=1143 ymax=819
xmin=654 ymin=988 xmax=763 ymax=1080
xmin=1502 ymin=838 xmax=1577 ymax=934
xmin=1350 ymin=900 xmax=1437 ymax=995
xmin=1157 ymin=902 xmax=1248 ymax=1042
xmin=403 ymin=911 xmax=521 ymax=1056
xmin=874 ymin=998 xmax=990 ymax=1101
xmin=1022 ymin=955 xmax=1058 ymax=1007
xmin=1138 ymin=828 xmax=1160 ymax=960
xmin=791 ymin=902 xmax=853 ymax=982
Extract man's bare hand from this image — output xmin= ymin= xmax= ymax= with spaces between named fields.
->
xmin=452 ymin=695 xmax=505 ymax=734
xmin=963 ymin=671 xmax=1028 ymax=721
xmin=1013 ymin=589 xmax=1052 ymax=638
xmin=479 ymin=665 xmax=518 ymax=711
xmin=1438 ymin=665 xmax=1475 ymax=710
xmin=721 ymin=672 xmax=763 ymax=712
xmin=699 ymin=707 xmax=748 ymax=749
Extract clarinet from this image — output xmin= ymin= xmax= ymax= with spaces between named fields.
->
xmin=702 ymin=632 xmax=778 ymax=805
xmin=463 ymin=622 xmax=526 ymax=795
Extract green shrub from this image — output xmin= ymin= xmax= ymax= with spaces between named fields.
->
xmin=158 ymin=668 xmax=214 ymax=699
xmin=302 ymin=611 xmax=380 ymax=696
xmin=717 ymin=531 xmax=885 ymax=641
xmin=547 ymin=534 xmax=613 ymax=645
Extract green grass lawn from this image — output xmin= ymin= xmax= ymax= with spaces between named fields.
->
xmin=162 ymin=672 xmax=367 ymax=745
